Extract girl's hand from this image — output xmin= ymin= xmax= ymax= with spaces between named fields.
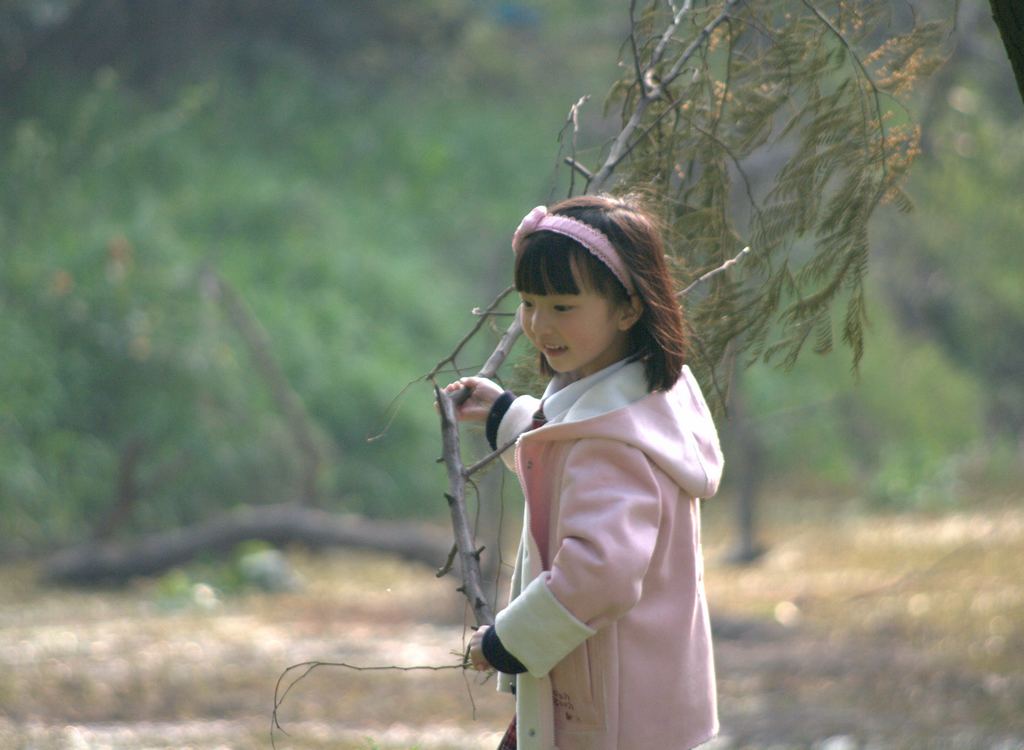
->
xmin=468 ymin=625 xmax=493 ymax=671
xmin=440 ymin=377 xmax=503 ymax=422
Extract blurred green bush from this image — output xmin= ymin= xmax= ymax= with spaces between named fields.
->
xmin=1 ymin=2 xmax=1021 ymax=553
xmin=0 ymin=1 xmax=611 ymax=550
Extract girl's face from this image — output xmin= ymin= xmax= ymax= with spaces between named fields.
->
xmin=519 ymin=286 xmax=642 ymax=379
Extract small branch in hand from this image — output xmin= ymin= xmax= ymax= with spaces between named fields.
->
xmin=435 ymin=385 xmax=496 ymax=628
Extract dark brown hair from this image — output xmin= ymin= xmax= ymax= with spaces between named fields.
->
xmin=514 ymin=194 xmax=690 ymax=392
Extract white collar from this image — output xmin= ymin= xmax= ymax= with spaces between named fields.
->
xmin=540 ymin=358 xmax=639 ymax=424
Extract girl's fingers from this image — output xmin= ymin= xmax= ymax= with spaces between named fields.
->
xmin=444 ymin=378 xmax=474 ymax=393
xmin=468 ymin=626 xmax=490 ymax=671
xmin=437 ymin=379 xmax=494 ymax=422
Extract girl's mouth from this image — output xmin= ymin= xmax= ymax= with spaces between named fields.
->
xmin=543 ymin=345 xmax=568 ymax=357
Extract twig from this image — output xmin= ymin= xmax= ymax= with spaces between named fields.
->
xmin=271 ymin=659 xmax=465 ymax=749
xmin=559 ymin=95 xmax=591 ymax=195
xmin=425 ymin=286 xmax=516 ymax=383
xmin=436 ymin=543 xmax=458 ymax=577
xmin=628 ymin=0 xmax=647 ymax=96
xmin=465 ymin=436 xmax=520 ymax=477
xmin=680 ymin=246 xmax=751 ymax=297
xmin=436 ymin=493 xmax=484 ymax=585
xmin=648 ymin=0 xmax=696 ymax=92
xmin=564 ymin=157 xmax=593 ymax=180
xmin=476 ymin=315 xmax=523 ymax=381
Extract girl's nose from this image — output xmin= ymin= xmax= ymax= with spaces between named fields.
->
xmin=528 ymin=308 xmax=552 ymax=334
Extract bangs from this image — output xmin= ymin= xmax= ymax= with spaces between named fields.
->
xmin=514 ymin=231 xmax=624 ymax=299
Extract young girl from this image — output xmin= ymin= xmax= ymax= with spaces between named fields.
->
xmin=443 ymin=195 xmax=724 ymax=750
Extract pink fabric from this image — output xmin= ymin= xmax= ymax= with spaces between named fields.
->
xmin=511 ymin=205 xmax=637 ymax=296
xmin=497 ymin=716 xmax=517 ymax=750
xmin=501 ymin=365 xmax=723 ymax=750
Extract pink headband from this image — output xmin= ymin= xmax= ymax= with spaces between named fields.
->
xmin=511 ymin=205 xmax=636 ymax=296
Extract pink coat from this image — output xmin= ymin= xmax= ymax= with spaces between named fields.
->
xmin=493 ymin=362 xmax=724 ymax=750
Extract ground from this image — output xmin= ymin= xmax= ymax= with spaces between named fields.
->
xmin=1 ymin=495 xmax=1022 ymax=750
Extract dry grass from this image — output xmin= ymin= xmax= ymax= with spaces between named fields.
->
xmin=1 ymin=496 xmax=1023 ymax=749
xmin=702 ymin=495 xmax=1024 ymax=749
xmin=0 ymin=550 xmax=509 ymax=749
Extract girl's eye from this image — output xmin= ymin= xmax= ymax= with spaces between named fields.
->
xmin=521 ymin=300 xmax=533 ymax=308
xmin=554 ymin=304 xmax=573 ymax=312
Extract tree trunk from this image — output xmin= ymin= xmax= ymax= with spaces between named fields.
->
xmin=990 ymin=0 xmax=1024 ymax=103
xmin=725 ymin=367 xmax=765 ymax=565
xmin=43 ymin=504 xmax=451 ymax=585
xmin=92 ymin=437 xmax=146 ymax=541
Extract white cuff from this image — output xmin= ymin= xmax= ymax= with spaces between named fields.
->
xmin=495 ymin=575 xmax=596 ymax=678
xmin=497 ymin=395 xmax=540 ymax=447
xmin=496 ymin=395 xmax=540 ymax=471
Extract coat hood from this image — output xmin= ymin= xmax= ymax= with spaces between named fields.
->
xmin=523 ymin=361 xmax=724 ymax=499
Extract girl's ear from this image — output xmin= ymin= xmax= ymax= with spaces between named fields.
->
xmin=617 ymin=295 xmax=644 ymax=331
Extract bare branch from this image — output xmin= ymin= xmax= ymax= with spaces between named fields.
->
xmin=425 ymin=285 xmax=516 ymax=383
xmin=477 ymin=314 xmax=523 ymax=381
xmin=465 ymin=436 xmax=519 ymax=477
xmin=435 ymin=385 xmax=495 ymax=627
xmin=271 ymin=659 xmax=464 ymax=749
xmin=564 ymin=157 xmax=594 ymax=181
xmin=628 ymin=0 xmax=648 ymax=95
xmin=436 ymin=543 xmax=458 ymax=578
xmin=680 ymin=246 xmax=752 ymax=297
xmin=648 ymin=0 xmax=695 ymax=86
xmin=561 ymin=95 xmax=591 ymax=195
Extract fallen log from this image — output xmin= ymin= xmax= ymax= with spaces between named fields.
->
xmin=42 ymin=503 xmax=452 ymax=586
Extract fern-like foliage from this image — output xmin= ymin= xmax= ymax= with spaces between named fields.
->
xmin=566 ymin=0 xmax=950 ymax=407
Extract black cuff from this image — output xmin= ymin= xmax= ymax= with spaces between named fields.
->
xmin=482 ymin=626 xmax=528 ymax=675
xmin=485 ymin=390 xmax=515 ymax=451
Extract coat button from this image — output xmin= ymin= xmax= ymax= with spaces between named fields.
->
xmin=528 ymin=729 xmax=536 ymax=737
xmin=526 ymin=460 xmax=533 ymax=470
